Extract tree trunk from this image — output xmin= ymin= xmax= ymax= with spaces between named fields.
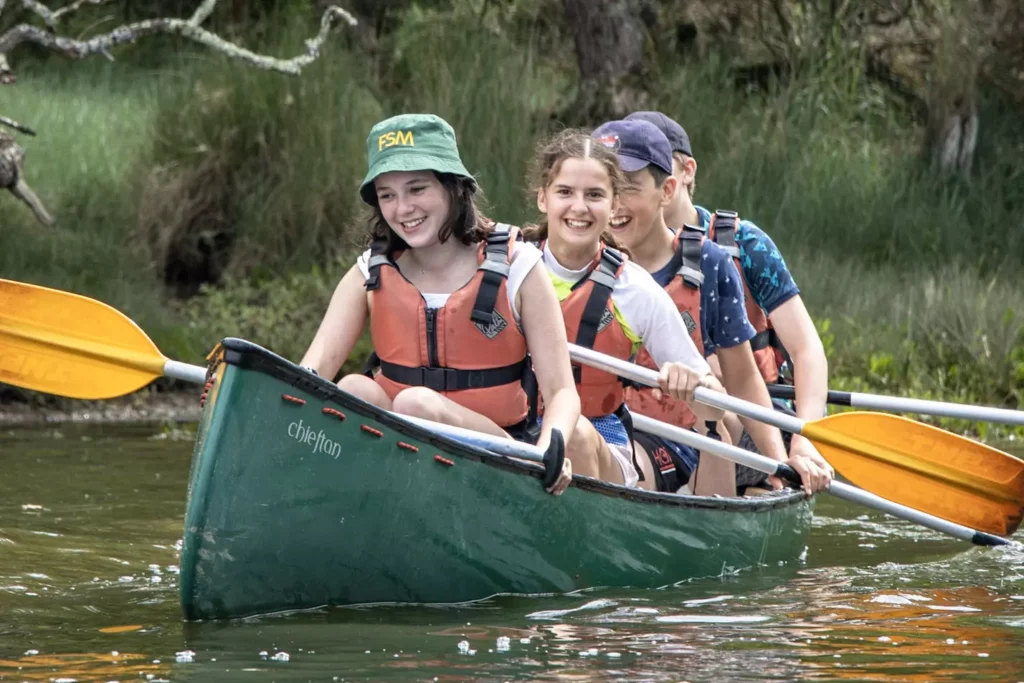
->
xmin=560 ymin=0 xmax=654 ymax=125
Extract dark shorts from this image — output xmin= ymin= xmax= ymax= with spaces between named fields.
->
xmin=508 ymin=418 xmax=541 ymax=445
xmin=636 ymin=427 xmax=773 ymax=495
xmin=633 ymin=431 xmax=698 ymax=493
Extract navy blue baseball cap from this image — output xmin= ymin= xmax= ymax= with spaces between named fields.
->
xmin=625 ymin=111 xmax=693 ymax=157
xmin=592 ymin=119 xmax=673 ymax=175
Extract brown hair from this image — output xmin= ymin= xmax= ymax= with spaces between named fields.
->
xmin=364 ymin=172 xmax=493 ymax=254
xmin=522 ymin=128 xmax=627 ymax=250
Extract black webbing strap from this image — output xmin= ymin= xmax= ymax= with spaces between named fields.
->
xmin=750 ymin=329 xmax=771 ymax=351
xmin=676 ymin=231 xmax=704 ymax=289
xmin=571 ymin=248 xmax=622 ymax=383
xmin=711 ymin=209 xmax=740 ymax=258
xmin=470 ymin=224 xmax=512 ymax=325
xmin=704 ymin=420 xmax=722 ymax=441
xmin=768 ymin=327 xmax=794 ymax=382
xmin=364 ymin=237 xmax=392 ymax=291
xmin=363 ymin=350 xmax=381 ymax=378
xmin=379 ymin=358 xmax=527 ymax=392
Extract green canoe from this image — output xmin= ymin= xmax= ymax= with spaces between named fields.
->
xmin=180 ymin=339 xmax=814 ymax=620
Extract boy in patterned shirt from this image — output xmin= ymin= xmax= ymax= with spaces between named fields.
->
xmin=623 ymin=111 xmax=833 ymax=494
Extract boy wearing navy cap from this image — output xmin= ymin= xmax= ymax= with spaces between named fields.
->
xmin=620 ymin=112 xmax=834 ymax=494
xmin=592 ymin=119 xmax=831 ymax=496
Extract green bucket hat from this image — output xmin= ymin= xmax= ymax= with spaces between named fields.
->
xmin=359 ymin=114 xmax=476 ymax=205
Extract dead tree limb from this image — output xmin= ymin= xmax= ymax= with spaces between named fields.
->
xmin=0 ymin=2 xmax=357 ymax=83
xmin=1 ymin=130 xmax=54 ymax=225
xmin=0 ymin=115 xmax=35 ymax=135
xmin=21 ymin=0 xmax=117 ymax=31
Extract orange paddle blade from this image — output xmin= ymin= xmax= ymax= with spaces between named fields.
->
xmin=804 ymin=412 xmax=1024 ymax=536
xmin=0 ymin=279 xmax=168 ymax=399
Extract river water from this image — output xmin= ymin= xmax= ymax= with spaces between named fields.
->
xmin=1 ymin=423 xmax=1022 ymax=682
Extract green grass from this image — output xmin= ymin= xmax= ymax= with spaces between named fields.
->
xmin=0 ymin=60 xmax=196 ymax=363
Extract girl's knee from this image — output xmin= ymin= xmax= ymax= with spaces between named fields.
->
xmin=338 ymin=374 xmax=390 ymax=407
xmin=565 ymin=417 xmax=602 ymax=478
xmin=392 ymin=387 xmax=445 ymax=422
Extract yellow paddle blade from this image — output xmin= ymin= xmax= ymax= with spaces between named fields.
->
xmin=804 ymin=412 xmax=1024 ymax=536
xmin=0 ymin=279 xmax=168 ymax=399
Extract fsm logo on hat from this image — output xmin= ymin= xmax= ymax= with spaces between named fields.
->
xmin=378 ymin=130 xmax=415 ymax=151
xmin=360 ymin=114 xmax=476 ymax=205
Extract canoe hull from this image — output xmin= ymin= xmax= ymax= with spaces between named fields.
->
xmin=180 ymin=339 xmax=813 ymax=620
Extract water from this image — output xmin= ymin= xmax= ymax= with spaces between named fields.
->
xmin=2 ymin=423 xmax=1023 ymax=682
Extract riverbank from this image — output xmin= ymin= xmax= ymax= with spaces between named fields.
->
xmin=0 ymin=390 xmax=201 ymax=427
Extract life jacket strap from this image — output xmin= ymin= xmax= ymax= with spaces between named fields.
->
xmin=364 ymin=237 xmax=391 ymax=291
xmin=676 ymin=231 xmax=704 ymax=289
xmin=750 ymin=329 xmax=772 ymax=351
xmin=363 ymin=350 xmax=381 ymax=378
xmin=470 ymin=224 xmax=513 ymax=325
xmin=572 ymin=247 xmax=623 ymax=383
xmin=379 ymin=358 xmax=528 ymax=392
xmin=711 ymin=209 xmax=741 ymax=258
xmin=751 ymin=327 xmax=789 ymax=353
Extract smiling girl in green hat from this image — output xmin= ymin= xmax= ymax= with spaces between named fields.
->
xmin=299 ymin=114 xmax=580 ymax=494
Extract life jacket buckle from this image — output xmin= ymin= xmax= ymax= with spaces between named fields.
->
xmin=419 ymin=367 xmax=453 ymax=392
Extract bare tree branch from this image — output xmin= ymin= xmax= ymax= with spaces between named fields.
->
xmin=189 ymin=0 xmax=218 ymax=26
xmin=0 ymin=115 xmax=36 ymax=135
xmin=0 ymin=4 xmax=358 ymax=82
xmin=0 ymin=53 xmax=12 ymax=83
xmin=0 ymin=2 xmax=358 ymax=226
xmin=20 ymin=0 xmax=114 ymax=31
xmin=1 ymin=129 xmax=54 ymax=225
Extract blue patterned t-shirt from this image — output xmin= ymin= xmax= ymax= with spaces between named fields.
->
xmin=696 ymin=205 xmax=800 ymax=314
xmin=650 ymin=237 xmax=756 ymax=357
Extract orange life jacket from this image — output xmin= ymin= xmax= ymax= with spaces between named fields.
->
xmin=625 ymin=228 xmax=705 ymax=428
xmin=365 ymin=225 xmax=529 ymax=428
xmin=707 ymin=210 xmax=788 ymax=384
xmin=555 ymin=245 xmax=635 ymax=418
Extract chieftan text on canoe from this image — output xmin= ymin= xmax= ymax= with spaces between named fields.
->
xmin=288 ymin=419 xmax=342 ymax=459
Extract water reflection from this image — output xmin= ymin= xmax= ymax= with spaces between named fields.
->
xmin=0 ymin=652 xmax=169 ymax=682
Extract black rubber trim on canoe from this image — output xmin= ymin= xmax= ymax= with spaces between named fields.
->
xmin=216 ymin=338 xmax=809 ymax=513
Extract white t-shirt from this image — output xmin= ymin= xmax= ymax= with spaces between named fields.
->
xmin=542 ymin=244 xmax=710 ymax=374
xmin=356 ymin=240 xmax=543 ymax=325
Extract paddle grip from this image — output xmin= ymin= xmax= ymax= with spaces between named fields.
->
xmin=541 ymin=429 xmax=566 ymax=490
xmin=776 ymin=463 xmax=803 ymax=487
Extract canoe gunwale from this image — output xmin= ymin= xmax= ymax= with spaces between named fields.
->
xmin=213 ymin=337 xmax=808 ymax=513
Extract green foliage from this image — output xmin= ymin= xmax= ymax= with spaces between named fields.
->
xmin=2 ymin=2 xmax=1023 ymax=422
xmin=137 ymin=21 xmax=385 ymax=284
xmin=177 ymin=256 xmax=373 ymax=376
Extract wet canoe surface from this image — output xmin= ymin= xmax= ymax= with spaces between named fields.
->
xmin=180 ymin=339 xmax=813 ymax=620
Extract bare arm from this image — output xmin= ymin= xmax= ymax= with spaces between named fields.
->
xmin=769 ymin=296 xmax=828 ymax=424
xmin=717 ymin=342 xmax=788 ymax=462
xmin=516 ymin=261 xmax=581 ymax=453
xmin=769 ymin=295 xmax=834 ymax=491
xmin=298 ymin=264 xmax=369 ymax=380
